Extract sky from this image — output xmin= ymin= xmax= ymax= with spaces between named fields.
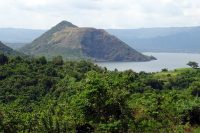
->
xmin=1 ymin=0 xmax=200 ymax=29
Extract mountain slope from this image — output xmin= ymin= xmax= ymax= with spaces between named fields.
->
xmin=20 ymin=21 xmax=155 ymax=61
xmin=0 ymin=41 xmax=22 ymax=55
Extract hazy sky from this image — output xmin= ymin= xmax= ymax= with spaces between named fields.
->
xmin=1 ymin=0 xmax=200 ymax=29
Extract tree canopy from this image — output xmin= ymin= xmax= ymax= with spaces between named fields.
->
xmin=187 ymin=61 xmax=199 ymax=69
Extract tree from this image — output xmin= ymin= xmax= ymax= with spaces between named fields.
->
xmin=36 ymin=56 xmax=47 ymax=65
xmin=70 ymin=71 xmax=132 ymax=132
xmin=161 ymin=68 xmax=168 ymax=72
xmin=52 ymin=56 xmax=63 ymax=65
xmin=187 ymin=61 xmax=199 ymax=69
xmin=0 ymin=54 xmax=8 ymax=65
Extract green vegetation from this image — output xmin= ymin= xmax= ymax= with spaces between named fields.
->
xmin=0 ymin=55 xmax=200 ymax=132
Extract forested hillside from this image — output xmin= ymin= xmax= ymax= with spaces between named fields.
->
xmin=0 ymin=55 xmax=200 ymax=132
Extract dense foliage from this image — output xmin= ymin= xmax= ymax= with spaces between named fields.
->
xmin=0 ymin=55 xmax=200 ymax=132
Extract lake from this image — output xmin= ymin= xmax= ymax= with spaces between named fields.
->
xmin=96 ymin=52 xmax=200 ymax=72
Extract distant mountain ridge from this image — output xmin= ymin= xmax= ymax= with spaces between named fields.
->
xmin=107 ymin=26 xmax=200 ymax=53
xmin=20 ymin=21 xmax=154 ymax=61
xmin=0 ymin=28 xmax=45 ymax=43
xmin=2 ymin=26 xmax=200 ymax=53
xmin=0 ymin=28 xmax=45 ymax=49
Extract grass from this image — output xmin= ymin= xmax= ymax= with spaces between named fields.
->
xmin=153 ymin=68 xmax=193 ymax=81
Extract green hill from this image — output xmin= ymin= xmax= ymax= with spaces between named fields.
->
xmin=20 ymin=21 xmax=155 ymax=61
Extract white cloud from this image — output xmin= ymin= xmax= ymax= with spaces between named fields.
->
xmin=0 ymin=0 xmax=200 ymax=29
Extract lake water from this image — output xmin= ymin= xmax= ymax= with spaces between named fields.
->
xmin=96 ymin=52 xmax=200 ymax=72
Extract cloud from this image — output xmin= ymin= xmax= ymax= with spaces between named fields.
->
xmin=0 ymin=0 xmax=200 ymax=29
